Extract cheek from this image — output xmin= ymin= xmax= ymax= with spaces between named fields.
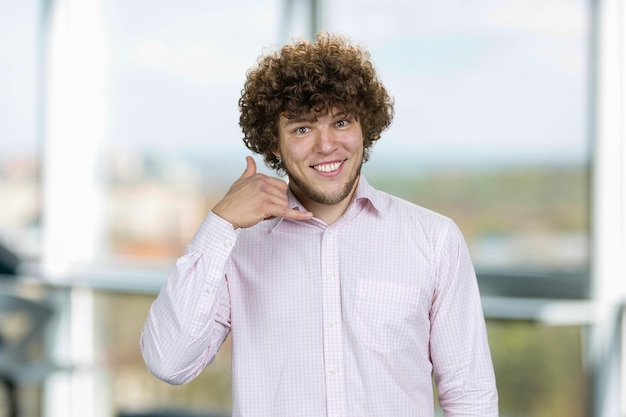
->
xmin=348 ymin=136 xmax=365 ymax=155
xmin=282 ymin=142 xmax=311 ymax=164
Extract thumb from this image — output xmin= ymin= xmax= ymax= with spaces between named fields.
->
xmin=240 ymin=156 xmax=257 ymax=179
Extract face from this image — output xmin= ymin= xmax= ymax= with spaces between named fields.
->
xmin=274 ymin=109 xmax=364 ymax=209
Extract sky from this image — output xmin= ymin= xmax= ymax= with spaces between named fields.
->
xmin=0 ymin=0 xmax=590 ymax=174
xmin=0 ymin=0 xmax=38 ymax=157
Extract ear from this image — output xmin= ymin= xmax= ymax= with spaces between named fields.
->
xmin=272 ymin=148 xmax=281 ymax=158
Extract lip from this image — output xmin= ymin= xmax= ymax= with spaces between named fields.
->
xmin=311 ymin=159 xmax=346 ymax=176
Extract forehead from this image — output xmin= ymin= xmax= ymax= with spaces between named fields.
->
xmin=281 ymin=107 xmax=350 ymax=124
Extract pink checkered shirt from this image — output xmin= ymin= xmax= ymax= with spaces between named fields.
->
xmin=141 ymin=176 xmax=498 ymax=417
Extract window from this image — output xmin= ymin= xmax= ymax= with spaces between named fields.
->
xmin=325 ymin=1 xmax=591 ymax=414
xmin=96 ymin=1 xmax=592 ymax=415
xmin=102 ymin=0 xmax=285 ymax=264
xmin=328 ymin=0 xmax=590 ymax=274
xmin=11 ymin=0 xmax=596 ymax=416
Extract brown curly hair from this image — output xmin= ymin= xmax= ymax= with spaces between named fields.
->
xmin=239 ymin=32 xmax=394 ymax=173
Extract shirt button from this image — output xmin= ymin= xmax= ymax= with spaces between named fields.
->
xmin=330 ymin=368 xmax=338 ymax=375
xmin=328 ymin=320 xmax=337 ymax=328
xmin=224 ymin=240 xmax=233 ymax=248
xmin=206 ymin=287 xmax=214 ymax=294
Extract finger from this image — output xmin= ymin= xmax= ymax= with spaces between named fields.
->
xmin=281 ymin=208 xmax=314 ymax=221
xmin=257 ymin=195 xmax=312 ymax=223
xmin=264 ymin=177 xmax=289 ymax=195
xmin=240 ymin=156 xmax=257 ymax=179
xmin=268 ymin=204 xmax=312 ymax=222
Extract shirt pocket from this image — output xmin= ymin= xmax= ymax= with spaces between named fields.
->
xmin=353 ymin=279 xmax=420 ymax=353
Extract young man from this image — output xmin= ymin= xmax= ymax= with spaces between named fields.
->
xmin=141 ymin=32 xmax=498 ymax=417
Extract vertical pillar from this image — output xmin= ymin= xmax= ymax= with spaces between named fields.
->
xmin=40 ymin=0 xmax=110 ymax=416
xmin=591 ymin=0 xmax=626 ymax=415
xmin=41 ymin=0 xmax=108 ymax=279
xmin=281 ymin=0 xmax=323 ymax=42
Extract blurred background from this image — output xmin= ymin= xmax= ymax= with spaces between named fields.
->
xmin=0 ymin=0 xmax=624 ymax=416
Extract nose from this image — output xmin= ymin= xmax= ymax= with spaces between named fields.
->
xmin=314 ymin=126 xmax=338 ymax=154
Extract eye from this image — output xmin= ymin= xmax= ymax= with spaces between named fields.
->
xmin=336 ymin=119 xmax=348 ymax=127
xmin=294 ymin=126 xmax=310 ymax=135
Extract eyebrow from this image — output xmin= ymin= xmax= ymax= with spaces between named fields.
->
xmin=281 ymin=116 xmax=313 ymax=128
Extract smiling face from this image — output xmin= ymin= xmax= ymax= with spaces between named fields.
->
xmin=274 ymin=109 xmax=364 ymax=219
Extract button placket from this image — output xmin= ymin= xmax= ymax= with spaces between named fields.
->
xmin=320 ymin=227 xmax=346 ymax=417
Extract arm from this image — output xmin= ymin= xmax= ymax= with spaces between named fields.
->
xmin=140 ymin=212 xmax=236 ymax=385
xmin=430 ymin=221 xmax=499 ymax=416
xmin=140 ymin=156 xmax=312 ymax=385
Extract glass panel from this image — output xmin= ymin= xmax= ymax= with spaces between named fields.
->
xmin=327 ymin=0 xmax=590 ymax=273
xmin=101 ymin=0 xmax=283 ymax=263
xmin=433 ymin=320 xmax=589 ymax=416
xmin=98 ymin=0 xmax=590 ymax=274
xmin=324 ymin=4 xmax=593 ymax=411
xmin=1 ymin=4 xmax=45 ymax=415
xmin=486 ymin=320 xmax=589 ymax=417
xmin=92 ymin=0 xmax=592 ymax=279
xmin=0 ymin=0 xmax=41 ymax=265
xmin=95 ymin=0 xmax=280 ymax=413
xmin=89 ymin=1 xmax=592 ymax=416
xmin=95 ymin=291 xmax=232 ymax=415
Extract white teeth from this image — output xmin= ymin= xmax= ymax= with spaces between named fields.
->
xmin=314 ymin=161 xmax=342 ymax=173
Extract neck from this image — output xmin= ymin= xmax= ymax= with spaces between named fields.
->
xmin=292 ymin=177 xmax=360 ymax=225
xmin=307 ymin=195 xmax=353 ymax=225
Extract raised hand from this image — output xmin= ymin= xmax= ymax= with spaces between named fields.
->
xmin=211 ymin=156 xmax=313 ymax=229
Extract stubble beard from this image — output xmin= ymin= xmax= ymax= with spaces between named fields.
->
xmin=285 ymin=162 xmax=362 ymax=206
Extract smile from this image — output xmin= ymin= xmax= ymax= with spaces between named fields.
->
xmin=312 ymin=160 xmax=344 ymax=173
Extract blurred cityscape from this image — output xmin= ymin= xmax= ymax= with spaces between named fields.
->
xmin=0 ymin=145 xmax=588 ymax=271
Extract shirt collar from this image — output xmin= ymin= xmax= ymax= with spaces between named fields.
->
xmin=352 ymin=175 xmax=384 ymax=213
xmin=275 ymin=175 xmax=384 ymax=230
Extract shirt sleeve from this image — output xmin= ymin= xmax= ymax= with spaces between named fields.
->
xmin=140 ymin=211 xmax=238 ymax=385
xmin=429 ymin=220 xmax=499 ymax=416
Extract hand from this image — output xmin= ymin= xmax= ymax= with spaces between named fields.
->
xmin=212 ymin=156 xmax=313 ymax=229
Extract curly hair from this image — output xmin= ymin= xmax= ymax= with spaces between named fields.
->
xmin=239 ymin=32 xmax=394 ymax=173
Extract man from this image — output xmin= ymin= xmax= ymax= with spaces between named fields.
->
xmin=141 ymin=32 xmax=498 ymax=417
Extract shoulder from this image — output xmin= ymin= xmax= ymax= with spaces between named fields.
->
xmin=369 ymin=187 xmax=467 ymax=251
xmin=375 ymin=187 xmax=458 ymax=230
xmin=360 ymin=177 xmax=454 ymax=227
